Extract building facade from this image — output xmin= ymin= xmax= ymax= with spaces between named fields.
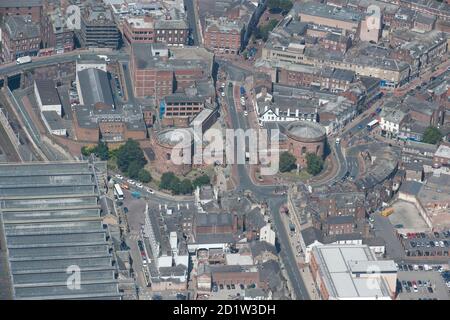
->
xmin=1 ymin=15 xmax=41 ymax=63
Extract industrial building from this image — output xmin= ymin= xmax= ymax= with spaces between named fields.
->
xmin=76 ymin=68 xmax=115 ymax=109
xmin=0 ymin=162 xmax=121 ymax=300
xmin=310 ymin=244 xmax=397 ymax=300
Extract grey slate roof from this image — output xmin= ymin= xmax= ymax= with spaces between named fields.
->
xmin=250 ymin=241 xmax=277 ymax=257
xmin=4 ymin=15 xmax=40 ymax=40
xmin=77 ymin=68 xmax=115 ymax=108
xmin=326 ymin=215 xmax=355 ymax=225
xmin=399 ymin=180 xmax=423 ymax=196
xmin=35 ymin=80 xmax=61 ymax=106
xmin=42 ymin=111 xmax=65 ymax=130
xmin=0 ymin=0 xmax=42 ymax=7
xmin=300 ymin=226 xmax=323 ymax=247
xmin=195 ymin=213 xmax=232 ymax=227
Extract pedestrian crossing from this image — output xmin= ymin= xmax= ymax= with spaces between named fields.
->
xmin=128 ymin=233 xmax=141 ymax=241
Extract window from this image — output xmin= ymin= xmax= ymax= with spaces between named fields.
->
xmin=301 ymin=146 xmax=307 ymax=155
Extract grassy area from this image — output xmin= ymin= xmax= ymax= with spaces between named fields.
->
xmin=184 ymin=166 xmax=215 ymax=180
xmin=279 ymin=170 xmax=311 ymax=182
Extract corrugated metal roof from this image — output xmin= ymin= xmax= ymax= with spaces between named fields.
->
xmin=0 ymin=162 xmax=121 ymax=300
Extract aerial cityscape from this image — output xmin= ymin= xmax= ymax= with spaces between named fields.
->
xmin=0 ymin=0 xmax=450 ymax=302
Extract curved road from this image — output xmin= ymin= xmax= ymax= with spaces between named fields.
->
xmin=222 ymin=66 xmax=310 ymax=300
xmin=0 ymin=50 xmax=129 ymax=77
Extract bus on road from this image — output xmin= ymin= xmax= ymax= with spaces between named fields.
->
xmin=367 ymin=119 xmax=379 ymax=131
xmin=114 ymin=183 xmax=124 ymax=200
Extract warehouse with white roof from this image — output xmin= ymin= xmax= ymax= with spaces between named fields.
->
xmin=310 ymin=244 xmax=397 ymax=300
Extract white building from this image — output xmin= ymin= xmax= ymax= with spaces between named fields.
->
xmin=75 ymin=58 xmax=107 ymax=73
xmin=259 ymin=223 xmax=276 ymax=246
xmin=379 ymin=108 xmax=407 ymax=138
xmin=310 ymin=244 xmax=397 ymax=300
xmin=34 ymin=80 xmax=62 ymax=116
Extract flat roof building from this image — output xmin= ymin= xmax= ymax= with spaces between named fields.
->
xmin=34 ymin=80 xmax=62 ymax=116
xmin=310 ymin=244 xmax=397 ymax=300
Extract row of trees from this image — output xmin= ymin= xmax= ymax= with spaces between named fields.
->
xmin=279 ymin=151 xmax=324 ymax=176
xmin=159 ymin=172 xmax=211 ymax=195
xmin=81 ymin=139 xmax=152 ymax=183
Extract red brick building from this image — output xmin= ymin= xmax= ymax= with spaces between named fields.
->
xmin=204 ymin=18 xmax=243 ymax=55
xmin=318 ymin=33 xmax=351 ymax=54
xmin=130 ymin=43 xmax=213 ymax=99
xmin=154 ymin=19 xmax=189 ymax=46
xmin=149 ymin=128 xmax=193 ymax=175
xmin=326 ymin=215 xmax=355 ymax=236
xmin=123 ymin=16 xmax=188 ymax=46
xmin=41 ymin=6 xmax=74 ymax=54
xmin=160 ymin=94 xmax=205 ymax=126
xmin=277 ymin=64 xmax=355 ymax=92
xmin=284 ymin=121 xmax=327 ymax=167
xmin=0 ymin=0 xmax=43 ymax=23
xmin=1 ymin=15 xmax=41 ymax=63
xmin=123 ymin=16 xmax=156 ymax=45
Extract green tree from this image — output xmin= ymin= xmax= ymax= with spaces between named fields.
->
xmin=159 ymin=172 xmax=194 ymax=194
xmin=96 ymin=141 xmax=109 ymax=161
xmin=255 ymin=19 xmax=279 ymax=41
xmin=160 ymin=172 xmax=177 ymax=190
xmin=116 ymin=139 xmax=147 ymax=174
xmin=81 ymin=146 xmax=92 ymax=157
xmin=179 ymin=179 xmax=193 ymax=195
xmin=279 ymin=151 xmax=297 ymax=172
xmin=422 ymin=126 xmax=442 ymax=145
xmin=127 ymin=161 xmax=142 ymax=179
xmin=138 ymin=169 xmax=152 ymax=183
xmin=267 ymin=0 xmax=293 ymax=13
xmin=306 ymin=153 xmax=324 ymax=176
xmin=193 ymin=174 xmax=211 ymax=188
xmin=169 ymin=177 xmax=182 ymax=195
